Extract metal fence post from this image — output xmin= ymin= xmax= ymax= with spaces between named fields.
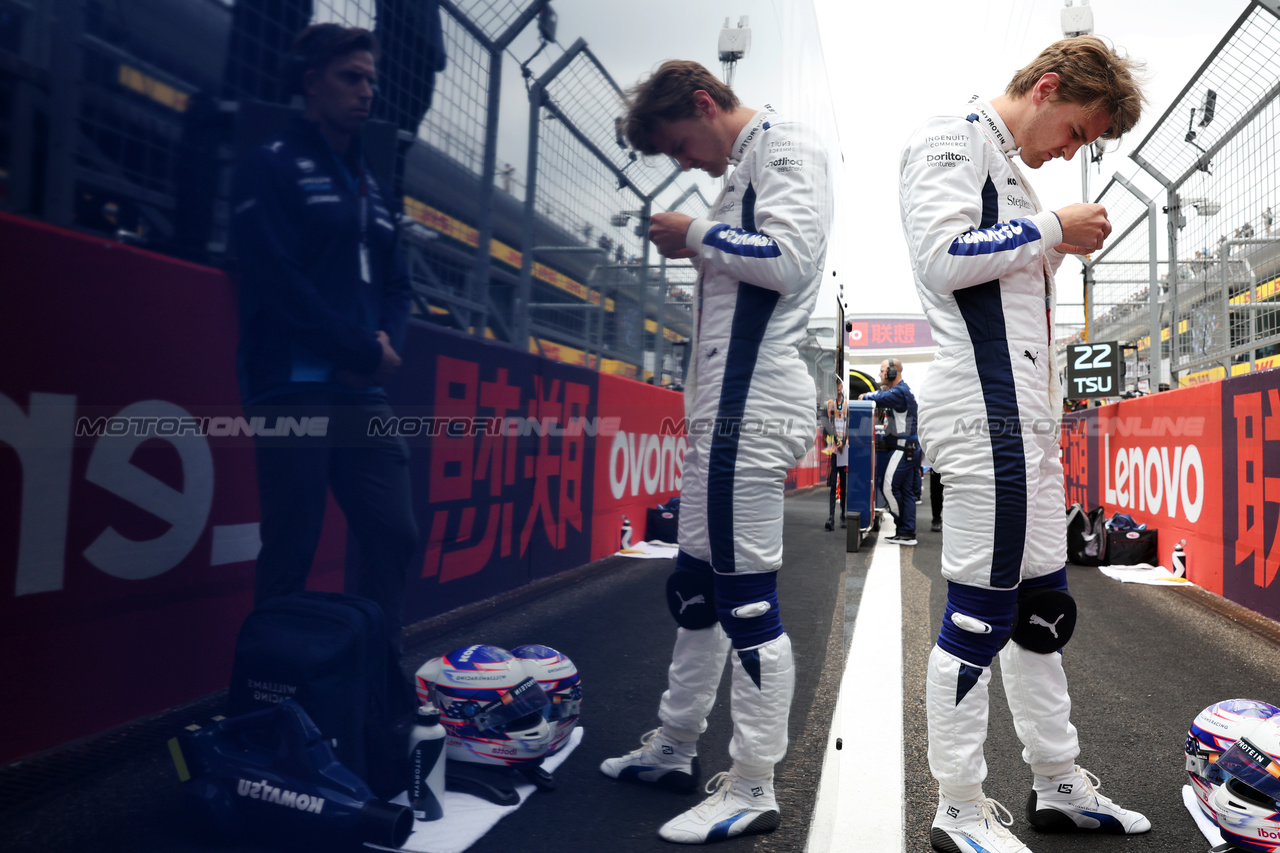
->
xmin=44 ymin=0 xmax=83 ymax=227
xmin=1167 ymin=188 xmax=1180 ymax=385
xmin=1148 ymin=196 xmax=1163 ymax=388
xmin=470 ymin=46 xmax=502 ymax=337
xmin=515 ymin=80 xmax=542 ymax=354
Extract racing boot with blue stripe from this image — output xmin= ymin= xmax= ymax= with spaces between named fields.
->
xmin=657 ymin=770 xmax=780 ymax=844
xmin=1027 ymin=765 xmax=1151 ymax=834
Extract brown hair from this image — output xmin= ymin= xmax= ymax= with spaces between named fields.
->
xmin=289 ymin=23 xmax=379 ymax=96
xmin=1005 ymin=35 xmax=1146 ymax=139
xmin=622 ymin=60 xmax=739 ymax=155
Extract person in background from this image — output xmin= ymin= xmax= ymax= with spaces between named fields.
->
xmin=825 ymin=376 xmax=848 ymax=531
xmin=859 ymin=358 xmax=920 ymax=545
xmin=230 ymin=23 xmax=418 ymax=655
xmin=929 ymin=467 xmax=943 ymax=533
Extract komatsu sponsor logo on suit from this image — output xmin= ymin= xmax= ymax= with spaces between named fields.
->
xmin=958 ymin=223 xmax=1022 ymax=244
xmin=237 ymin=778 xmax=325 ymax=813
xmin=720 ymin=231 xmax=775 ymax=249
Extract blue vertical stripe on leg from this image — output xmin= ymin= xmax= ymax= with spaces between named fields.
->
xmin=706 ymin=182 xmax=779 ymax=574
xmin=952 ymin=175 xmax=1026 ymax=588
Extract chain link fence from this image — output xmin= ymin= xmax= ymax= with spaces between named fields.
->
xmin=0 ymin=0 xmax=712 ymax=384
xmin=1107 ymin=0 xmax=1280 ymax=387
xmin=516 ymin=36 xmax=703 ymax=383
xmin=1079 ymin=173 xmax=1164 ymax=392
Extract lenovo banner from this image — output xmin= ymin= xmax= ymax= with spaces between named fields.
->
xmin=1063 ymin=380 xmax=1228 ymax=603
xmin=0 ymin=214 xmax=352 ymax=764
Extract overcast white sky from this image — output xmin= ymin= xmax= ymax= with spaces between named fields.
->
xmin=496 ymin=0 xmax=1250 ymax=334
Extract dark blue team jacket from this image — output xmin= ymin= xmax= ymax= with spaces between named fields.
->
xmin=230 ymin=118 xmax=411 ymax=404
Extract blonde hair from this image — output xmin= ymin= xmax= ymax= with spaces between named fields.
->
xmin=1006 ymin=36 xmax=1147 ymax=139
xmin=622 ymin=60 xmax=739 ymax=155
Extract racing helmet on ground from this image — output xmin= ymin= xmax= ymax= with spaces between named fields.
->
xmin=1211 ymin=715 xmax=1280 ymax=852
xmin=1186 ymin=699 xmax=1280 ymax=819
xmin=511 ymin=644 xmax=581 ymax=756
xmin=415 ymin=645 xmax=552 ymax=767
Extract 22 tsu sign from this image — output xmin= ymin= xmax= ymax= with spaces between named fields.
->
xmin=1066 ymin=342 xmax=1124 ymax=398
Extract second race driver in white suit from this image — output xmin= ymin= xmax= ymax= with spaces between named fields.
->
xmin=899 ymin=36 xmax=1151 ymax=853
xmin=598 ymin=59 xmax=832 ymax=845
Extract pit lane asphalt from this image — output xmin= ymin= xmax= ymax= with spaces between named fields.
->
xmin=2 ymin=480 xmax=1278 ymax=853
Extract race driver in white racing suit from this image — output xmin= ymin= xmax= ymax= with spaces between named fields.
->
xmin=899 ymin=37 xmax=1151 ymax=853
xmin=598 ymin=60 xmax=832 ymax=845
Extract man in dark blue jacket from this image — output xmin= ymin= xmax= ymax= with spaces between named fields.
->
xmin=231 ymin=23 xmax=417 ymax=651
xmin=860 ymin=358 xmax=921 ymax=545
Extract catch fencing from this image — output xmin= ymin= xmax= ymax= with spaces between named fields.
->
xmin=0 ymin=0 xmax=711 ymax=385
xmin=1079 ymin=0 xmax=1280 ymax=390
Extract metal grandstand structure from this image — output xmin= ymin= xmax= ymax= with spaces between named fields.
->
xmin=0 ymin=0 xmax=711 ymax=385
xmin=1081 ymin=0 xmax=1280 ymax=388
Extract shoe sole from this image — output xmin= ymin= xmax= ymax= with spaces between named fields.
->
xmin=606 ymin=756 xmax=700 ymax=794
xmin=1026 ymin=790 xmax=1131 ymax=834
xmin=928 ymin=827 xmax=970 ymax=853
xmin=660 ymin=809 xmax=780 ymax=844
xmin=741 ymin=810 xmax=781 ymax=836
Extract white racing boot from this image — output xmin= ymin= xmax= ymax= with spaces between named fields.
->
xmin=658 ymin=770 xmax=780 ymax=844
xmin=599 ymin=728 xmax=699 ymax=793
xmin=1027 ymin=765 xmax=1151 ymax=834
xmin=931 ymin=796 xmax=1032 ymax=853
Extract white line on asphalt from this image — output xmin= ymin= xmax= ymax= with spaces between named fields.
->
xmin=806 ymin=541 xmax=904 ymax=853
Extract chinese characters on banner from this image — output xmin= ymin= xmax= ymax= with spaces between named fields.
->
xmin=1226 ymin=378 xmax=1280 ymax=596
xmin=845 ymin=317 xmax=934 ymax=349
xmin=395 ymin=342 xmax=598 ymax=619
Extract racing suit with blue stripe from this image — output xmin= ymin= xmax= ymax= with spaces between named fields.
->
xmin=659 ymin=109 xmax=832 ymax=778
xmin=862 ymin=381 xmax=921 ymax=537
xmin=899 ymin=99 xmax=1079 ymax=799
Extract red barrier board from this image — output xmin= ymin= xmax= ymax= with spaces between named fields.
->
xmin=0 ymin=213 xmax=349 ymax=763
xmin=590 ymin=373 xmax=684 ymax=554
xmin=0 ymin=210 xmax=830 ymax=763
xmin=1084 ymin=383 xmax=1223 ymax=592
xmin=1220 ymin=369 xmax=1280 ymax=618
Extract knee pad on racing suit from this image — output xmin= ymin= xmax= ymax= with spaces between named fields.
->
xmin=1011 ymin=568 xmax=1076 ymax=654
xmin=714 ymin=571 xmax=783 ymax=651
xmin=666 ymin=550 xmax=719 ymax=629
xmin=937 ymin=582 xmax=1018 ymax=668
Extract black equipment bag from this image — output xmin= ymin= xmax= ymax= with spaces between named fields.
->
xmin=1107 ymin=528 xmax=1159 ymax=566
xmin=647 ymin=505 xmax=679 ymax=544
xmin=228 ymin=591 xmax=416 ymax=799
xmin=1066 ymin=504 xmax=1108 ymax=566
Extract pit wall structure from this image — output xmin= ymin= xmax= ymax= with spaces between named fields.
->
xmin=1063 ymin=374 xmax=1280 ymax=621
xmin=0 ymin=213 xmax=822 ymax=763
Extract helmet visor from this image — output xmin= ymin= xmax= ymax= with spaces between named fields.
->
xmin=545 ymin=694 xmax=581 ymax=722
xmin=1217 ymin=737 xmax=1280 ymax=803
xmin=471 ymin=677 xmax=549 ymax=732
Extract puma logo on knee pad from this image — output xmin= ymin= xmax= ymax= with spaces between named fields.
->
xmin=676 ymin=592 xmax=706 ymax=614
xmin=1029 ymin=613 xmax=1065 ymax=638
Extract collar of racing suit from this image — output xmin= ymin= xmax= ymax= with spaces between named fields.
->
xmin=728 ymin=106 xmax=777 ymax=166
xmin=966 ymin=97 xmax=1018 ymax=157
